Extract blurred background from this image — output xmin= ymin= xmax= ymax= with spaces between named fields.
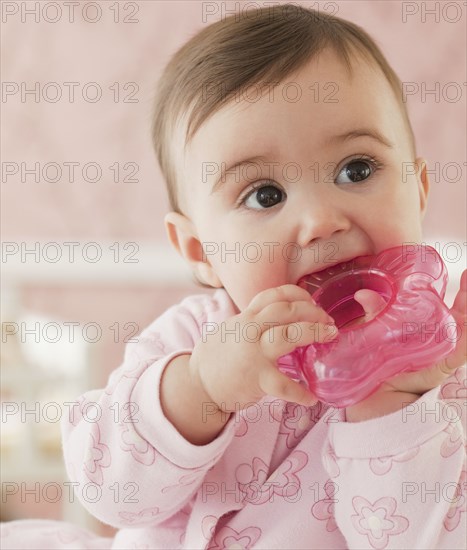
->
xmin=1 ymin=0 xmax=466 ymax=538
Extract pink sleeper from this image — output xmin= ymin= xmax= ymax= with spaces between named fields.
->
xmin=1 ymin=289 xmax=465 ymax=549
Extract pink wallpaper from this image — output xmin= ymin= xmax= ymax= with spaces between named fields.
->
xmin=2 ymin=0 xmax=466 ymax=241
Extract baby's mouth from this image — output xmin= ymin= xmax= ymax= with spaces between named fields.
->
xmin=297 ymin=257 xmax=360 ymax=290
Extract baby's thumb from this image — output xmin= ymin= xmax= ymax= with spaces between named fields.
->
xmin=353 ymin=289 xmax=387 ymax=320
xmin=260 ymin=368 xmax=318 ymax=408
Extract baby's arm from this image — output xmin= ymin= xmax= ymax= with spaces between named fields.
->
xmin=322 ymin=366 xmax=466 ymax=549
xmin=61 ymin=285 xmax=335 ymax=529
xmin=60 ymin=293 xmax=240 ymax=529
xmin=159 ymin=353 xmax=231 ymax=445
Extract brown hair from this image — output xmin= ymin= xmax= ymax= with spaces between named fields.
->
xmin=151 ymin=3 xmax=416 ymax=288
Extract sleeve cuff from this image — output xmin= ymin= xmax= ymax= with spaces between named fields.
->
xmin=131 ymin=350 xmax=237 ymax=468
xmin=329 ymin=386 xmax=456 ymax=458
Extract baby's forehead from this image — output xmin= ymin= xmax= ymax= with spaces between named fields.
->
xmin=289 ymin=48 xmax=394 ymax=98
xmin=190 ymin=48 xmax=397 ymax=141
xmin=187 ymin=57 xmax=399 ymax=146
xmin=173 ymin=48 xmax=410 ymax=207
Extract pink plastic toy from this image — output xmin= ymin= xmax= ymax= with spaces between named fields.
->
xmin=277 ymin=244 xmax=457 ymax=408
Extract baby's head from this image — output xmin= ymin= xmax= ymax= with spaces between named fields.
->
xmin=152 ymin=4 xmax=430 ymax=313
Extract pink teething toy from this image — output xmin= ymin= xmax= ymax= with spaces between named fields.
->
xmin=277 ymin=244 xmax=457 ymax=408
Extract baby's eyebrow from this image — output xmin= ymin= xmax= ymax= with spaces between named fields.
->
xmin=210 ymin=127 xmax=393 ymax=194
xmin=210 ymin=155 xmax=268 ymax=195
xmin=325 ymin=128 xmax=394 ymax=149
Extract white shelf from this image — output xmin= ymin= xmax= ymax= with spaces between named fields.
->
xmin=1 ymin=241 xmax=192 ymax=284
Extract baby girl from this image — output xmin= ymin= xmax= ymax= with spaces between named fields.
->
xmin=1 ymin=3 xmax=465 ymax=549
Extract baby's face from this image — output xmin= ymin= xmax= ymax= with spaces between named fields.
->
xmin=169 ymin=48 xmax=429 ymax=312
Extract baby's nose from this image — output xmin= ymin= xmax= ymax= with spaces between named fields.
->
xmin=296 ymin=196 xmax=351 ymax=248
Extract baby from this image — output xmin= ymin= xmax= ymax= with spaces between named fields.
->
xmin=1 ymin=4 xmax=466 ymax=550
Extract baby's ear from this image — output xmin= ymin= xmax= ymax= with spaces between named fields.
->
xmin=164 ymin=212 xmax=222 ymax=288
xmin=414 ymin=157 xmax=430 ymax=218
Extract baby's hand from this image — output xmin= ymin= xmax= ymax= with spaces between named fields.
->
xmin=347 ymin=269 xmax=467 ymax=421
xmin=189 ymin=284 xmax=337 ymax=413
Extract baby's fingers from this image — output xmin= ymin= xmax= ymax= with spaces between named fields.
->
xmin=258 ymin=366 xmax=317 ymax=407
xmin=261 ymin=321 xmax=338 ymax=361
xmin=247 ymin=284 xmax=314 ymax=315
xmin=450 ymin=269 xmax=467 ymax=321
xmin=439 ymin=269 xmax=467 ymax=373
xmin=353 ymin=289 xmax=387 ymax=319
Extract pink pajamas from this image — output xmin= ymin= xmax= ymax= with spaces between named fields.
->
xmin=1 ymin=289 xmax=465 ymax=549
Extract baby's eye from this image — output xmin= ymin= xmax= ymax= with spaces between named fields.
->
xmin=336 ymin=159 xmax=374 ymax=184
xmin=242 ymin=183 xmax=285 ymax=210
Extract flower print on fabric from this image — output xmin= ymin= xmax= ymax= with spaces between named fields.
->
xmin=118 ymin=421 xmax=156 ymax=466
xmin=369 ymin=447 xmax=420 ymax=476
xmin=236 ymin=451 xmax=308 ymax=505
xmin=440 ymin=421 xmax=464 ymax=458
xmin=118 ymin=507 xmax=161 ymax=526
xmin=440 ymin=367 xmax=467 ymax=399
xmin=207 ymin=526 xmax=262 ymax=550
xmin=444 ymin=466 xmax=466 ymax=532
xmin=83 ymin=423 xmax=111 ymax=485
xmin=311 ymin=479 xmax=339 ymax=532
xmin=278 ymin=402 xmax=324 ymax=449
xmin=351 ymin=496 xmax=409 ymax=550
